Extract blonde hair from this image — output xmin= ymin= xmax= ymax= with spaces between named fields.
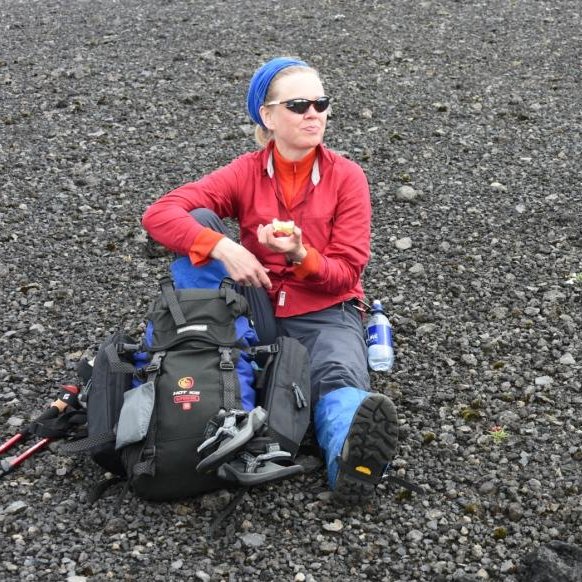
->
xmin=254 ymin=65 xmax=320 ymax=147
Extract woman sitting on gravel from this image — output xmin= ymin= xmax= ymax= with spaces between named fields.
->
xmin=142 ymin=56 xmax=398 ymax=503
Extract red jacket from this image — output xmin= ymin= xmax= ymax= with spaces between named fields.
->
xmin=142 ymin=142 xmax=371 ymax=317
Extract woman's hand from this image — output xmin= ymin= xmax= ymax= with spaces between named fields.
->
xmin=257 ymin=223 xmax=307 ymax=263
xmin=210 ymin=238 xmax=272 ymax=289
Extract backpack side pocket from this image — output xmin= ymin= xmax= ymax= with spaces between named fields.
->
xmin=115 ymin=381 xmax=156 ymax=450
xmin=86 ymin=332 xmax=138 ymax=475
xmin=258 ymin=336 xmax=311 ymax=457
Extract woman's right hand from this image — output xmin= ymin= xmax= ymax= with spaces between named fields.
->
xmin=210 ymin=238 xmax=272 ymax=289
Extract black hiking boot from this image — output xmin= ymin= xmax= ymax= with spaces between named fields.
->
xmin=333 ymin=393 xmax=399 ymax=504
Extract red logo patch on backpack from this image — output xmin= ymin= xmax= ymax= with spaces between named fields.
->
xmin=173 ymin=389 xmax=201 ymax=411
xmin=174 ymin=378 xmax=199 ymax=410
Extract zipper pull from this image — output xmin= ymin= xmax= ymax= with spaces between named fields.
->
xmin=292 ymin=382 xmax=307 ymax=409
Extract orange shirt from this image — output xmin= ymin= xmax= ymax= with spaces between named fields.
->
xmin=273 ymin=146 xmax=317 ymax=209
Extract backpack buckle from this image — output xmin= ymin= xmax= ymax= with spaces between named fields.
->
xmin=218 ymin=347 xmax=235 ymax=370
xmin=143 ymin=351 xmax=165 ymax=375
xmin=117 ymin=342 xmax=141 ymax=354
xmin=219 ymin=277 xmax=236 ymax=290
xmin=248 ymin=343 xmax=279 ymax=356
xmin=143 ymin=361 xmax=160 ymax=374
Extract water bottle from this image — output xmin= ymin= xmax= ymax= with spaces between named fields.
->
xmin=366 ymin=300 xmax=395 ymax=372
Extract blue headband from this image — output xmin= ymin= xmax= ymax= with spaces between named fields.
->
xmin=246 ymin=57 xmax=308 ymax=127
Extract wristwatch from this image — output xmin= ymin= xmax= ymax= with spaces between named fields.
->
xmin=286 ymin=254 xmax=303 ymax=266
xmin=286 ymin=247 xmax=307 ymax=266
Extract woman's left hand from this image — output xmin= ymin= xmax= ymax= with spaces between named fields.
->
xmin=257 ymin=223 xmax=307 ymax=263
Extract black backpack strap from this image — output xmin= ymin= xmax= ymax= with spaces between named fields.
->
xmin=128 ymin=350 xmax=165 ymax=480
xmin=87 ymin=476 xmax=124 ymax=504
xmin=141 ymin=350 xmax=165 ymax=383
xmin=207 ymin=487 xmax=249 ymax=538
xmin=222 ymin=287 xmax=239 ymax=306
xmin=219 ymin=277 xmax=248 ymax=312
xmin=104 ymin=342 xmax=138 ymax=375
xmin=60 ymin=430 xmax=116 ymax=454
xmin=218 ymin=347 xmax=240 ymax=410
xmin=130 ymin=443 xmax=156 ymax=478
xmin=159 ymin=277 xmax=187 ymax=327
xmin=129 ymin=412 xmax=157 ymax=480
xmin=382 ymin=473 xmax=425 ymax=494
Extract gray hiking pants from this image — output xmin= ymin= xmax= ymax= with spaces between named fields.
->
xmin=191 ymin=209 xmax=371 ymax=404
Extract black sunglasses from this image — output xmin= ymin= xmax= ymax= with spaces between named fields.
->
xmin=265 ymin=96 xmax=331 ymax=114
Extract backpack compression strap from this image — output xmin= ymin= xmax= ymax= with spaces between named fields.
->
xmin=160 ymin=275 xmax=251 ymax=329
xmin=128 ymin=351 xmax=165 ymax=480
xmin=159 ymin=276 xmax=187 ymax=327
xmin=104 ymin=342 xmax=139 ymax=374
xmin=218 ymin=347 xmax=240 ymax=410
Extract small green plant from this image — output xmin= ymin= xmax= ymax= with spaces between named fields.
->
xmin=395 ymin=489 xmax=413 ymax=502
xmin=470 ymin=398 xmax=483 ymax=409
xmin=489 ymin=425 xmax=509 ymax=444
xmin=422 ymin=431 xmax=436 ymax=445
xmin=464 ymin=502 xmax=483 ymax=516
xmin=461 ymin=407 xmax=482 ymax=421
xmin=493 ymin=526 xmax=508 ymax=540
xmin=565 ymin=272 xmax=582 ymax=285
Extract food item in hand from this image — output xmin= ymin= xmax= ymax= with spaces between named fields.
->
xmin=272 ymin=218 xmax=295 ymax=236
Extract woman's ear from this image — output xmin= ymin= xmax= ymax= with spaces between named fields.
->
xmin=259 ymin=105 xmax=275 ymax=131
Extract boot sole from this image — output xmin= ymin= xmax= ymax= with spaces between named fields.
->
xmin=333 ymin=393 xmax=399 ymax=504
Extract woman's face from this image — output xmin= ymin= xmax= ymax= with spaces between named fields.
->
xmin=260 ymin=70 xmax=327 ymax=160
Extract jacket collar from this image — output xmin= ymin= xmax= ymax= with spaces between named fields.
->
xmin=262 ymin=141 xmax=333 ymax=185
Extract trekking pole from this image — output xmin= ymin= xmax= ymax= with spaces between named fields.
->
xmin=0 ymin=385 xmax=80 ymax=478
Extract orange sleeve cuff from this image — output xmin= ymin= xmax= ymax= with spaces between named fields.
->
xmin=188 ymin=228 xmax=225 ymax=266
xmin=293 ymin=246 xmax=320 ymax=279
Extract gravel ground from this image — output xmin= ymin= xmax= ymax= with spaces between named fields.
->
xmin=1 ymin=0 xmax=581 ymax=580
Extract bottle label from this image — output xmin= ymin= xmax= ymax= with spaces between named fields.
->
xmin=367 ymin=324 xmax=392 ymax=347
